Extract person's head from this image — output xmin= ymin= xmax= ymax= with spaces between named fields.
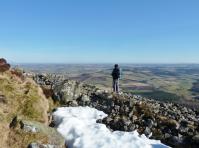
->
xmin=114 ymin=64 xmax=119 ymax=68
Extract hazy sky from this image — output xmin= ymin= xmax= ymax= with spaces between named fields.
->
xmin=0 ymin=0 xmax=199 ymax=63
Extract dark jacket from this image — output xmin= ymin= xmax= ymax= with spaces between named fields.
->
xmin=111 ymin=68 xmax=120 ymax=80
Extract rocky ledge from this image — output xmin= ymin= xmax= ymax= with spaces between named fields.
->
xmin=35 ymin=74 xmax=199 ymax=148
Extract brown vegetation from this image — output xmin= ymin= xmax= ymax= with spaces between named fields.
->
xmin=0 ymin=69 xmax=50 ymax=147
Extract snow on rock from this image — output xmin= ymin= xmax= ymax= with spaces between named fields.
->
xmin=53 ymin=106 xmax=169 ymax=148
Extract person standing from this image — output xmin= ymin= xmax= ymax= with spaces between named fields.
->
xmin=111 ymin=64 xmax=120 ymax=93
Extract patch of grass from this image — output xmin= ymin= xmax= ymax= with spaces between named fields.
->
xmin=0 ymin=71 xmax=59 ymax=147
xmin=0 ymin=72 xmax=48 ymax=122
xmin=157 ymin=115 xmax=178 ymax=129
xmin=19 ymin=84 xmax=46 ymax=122
xmin=133 ymin=90 xmax=181 ymax=102
xmin=21 ymin=97 xmax=41 ymax=120
xmin=126 ymin=90 xmax=153 ymax=94
xmin=134 ymin=102 xmax=155 ymax=120
xmin=8 ymin=129 xmax=49 ymax=148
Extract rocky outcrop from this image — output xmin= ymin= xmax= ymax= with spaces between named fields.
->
xmin=0 ymin=58 xmax=10 ymax=72
xmin=36 ymin=73 xmax=199 ymax=148
xmin=33 ymin=74 xmax=97 ymax=103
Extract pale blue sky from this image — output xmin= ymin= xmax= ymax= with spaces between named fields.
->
xmin=0 ymin=0 xmax=199 ymax=63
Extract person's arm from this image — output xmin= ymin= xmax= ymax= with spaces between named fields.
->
xmin=111 ymin=69 xmax=115 ymax=77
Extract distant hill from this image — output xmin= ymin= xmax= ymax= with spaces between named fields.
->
xmin=19 ymin=63 xmax=199 ymax=109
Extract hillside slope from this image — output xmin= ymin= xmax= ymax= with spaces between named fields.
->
xmin=0 ymin=59 xmax=65 ymax=148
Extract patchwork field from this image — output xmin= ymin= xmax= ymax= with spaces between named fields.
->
xmin=19 ymin=64 xmax=199 ymax=109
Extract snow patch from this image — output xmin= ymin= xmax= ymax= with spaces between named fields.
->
xmin=53 ymin=106 xmax=169 ymax=148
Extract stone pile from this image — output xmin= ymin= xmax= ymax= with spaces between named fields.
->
xmin=35 ymin=74 xmax=199 ymax=148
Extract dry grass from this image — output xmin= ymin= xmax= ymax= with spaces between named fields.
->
xmin=0 ymin=70 xmax=50 ymax=147
xmin=0 ymin=71 xmax=49 ymax=123
xmin=7 ymin=128 xmax=49 ymax=148
xmin=0 ymin=122 xmax=9 ymax=148
xmin=134 ymin=102 xmax=154 ymax=119
xmin=157 ymin=115 xmax=179 ymax=129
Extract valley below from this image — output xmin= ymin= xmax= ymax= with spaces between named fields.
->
xmin=20 ymin=63 xmax=199 ymax=110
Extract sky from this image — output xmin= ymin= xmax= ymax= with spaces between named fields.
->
xmin=0 ymin=0 xmax=199 ymax=63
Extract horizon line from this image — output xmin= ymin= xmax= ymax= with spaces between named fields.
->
xmin=11 ymin=62 xmax=199 ymax=65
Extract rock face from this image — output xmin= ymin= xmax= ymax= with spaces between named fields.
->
xmin=0 ymin=58 xmax=10 ymax=72
xmin=35 ymin=74 xmax=199 ymax=148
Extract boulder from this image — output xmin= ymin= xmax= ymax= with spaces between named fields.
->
xmin=144 ymin=119 xmax=154 ymax=128
xmin=28 ymin=143 xmax=61 ymax=148
xmin=164 ymin=133 xmax=172 ymax=139
xmin=166 ymin=136 xmax=183 ymax=147
xmin=81 ymin=94 xmax=90 ymax=102
xmin=192 ymin=134 xmax=199 ymax=144
xmin=53 ymin=80 xmax=96 ymax=104
xmin=0 ymin=58 xmax=10 ymax=72
xmin=128 ymin=110 xmax=134 ymax=118
xmin=67 ymin=100 xmax=78 ymax=107
xmin=20 ymin=121 xmax=38 ymax=133
xmin=180 ymin=119 xmax=189 ymax=127
xmin=131 ymin=115 xmax=138 ymax=122
xmin=102 ymin=117 xmax=113 ymax=124
xmin=0 ymin=58 xmax=7 ymax=65
xmin=144 ymin=127 xmax=152 ymax=137
xmin=21 ymin=120 xmax=65 ymax=147
xmin=128 ymin=124 xmax=136 ymax=131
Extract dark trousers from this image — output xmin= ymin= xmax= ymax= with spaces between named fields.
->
xmin=113 ymin=79 xmax=119 ymax=93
